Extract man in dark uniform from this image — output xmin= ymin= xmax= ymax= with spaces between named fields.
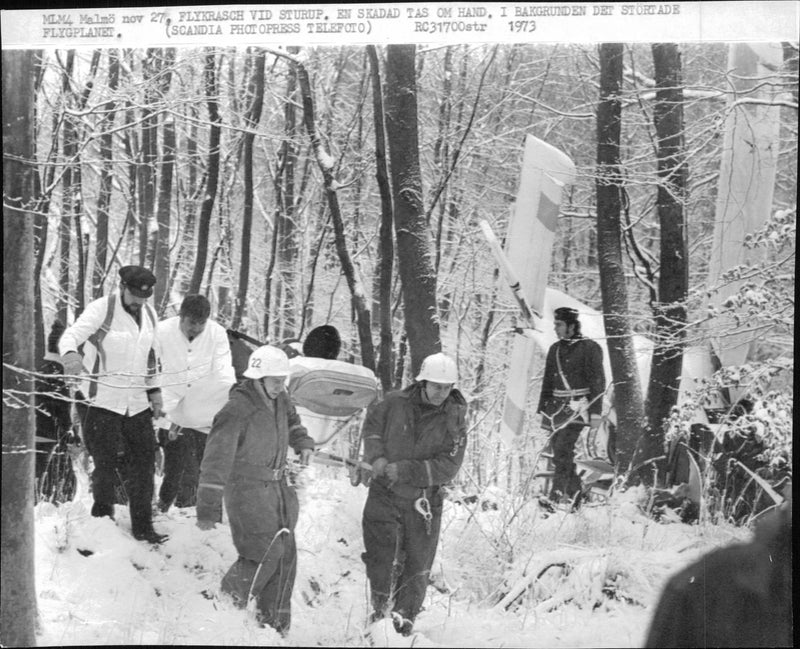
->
xmin=537 ymin=307 xmax=605 ymax=507
xmin=361 ymin=352 xmax=468 ymax=637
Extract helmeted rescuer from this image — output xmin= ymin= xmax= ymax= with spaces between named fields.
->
xmin=196 ymin=345 xmax=315 ymax=635
xmin=59 ymin=265 xmax=168 ymax=544
xmin=155 ymin=294 xmax=235 ymax=512
xmin=361 ymin=352 xmax=468 ymax=636
xmin=537 ymin=306 xmax=606 ymax=506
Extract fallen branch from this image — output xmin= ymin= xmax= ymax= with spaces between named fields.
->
xmin=491 ymin=548 xmax=590 ymax=612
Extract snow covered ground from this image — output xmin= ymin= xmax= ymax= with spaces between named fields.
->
xmin=34 ymin=462 xmax=751 ymax=647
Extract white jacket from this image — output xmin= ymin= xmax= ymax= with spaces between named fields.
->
xmin=156 ymin=316 xmax=235 ymax=433
xmin=59 ymin=291 xmax=159 ymax=416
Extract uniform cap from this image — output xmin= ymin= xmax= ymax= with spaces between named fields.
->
xmin=244 ymin=345 xmax=291 ymax=379
xmin=415 ymin=352 xmax=458 ymax=384
xmin=554 ymin=307 xmax=580 ymax=324
xmin=119 ymin=265 xmax=156 ymax=298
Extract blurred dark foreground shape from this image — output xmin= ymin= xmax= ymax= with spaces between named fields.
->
xmin=644 ymin=486 xmax=792 ymax=648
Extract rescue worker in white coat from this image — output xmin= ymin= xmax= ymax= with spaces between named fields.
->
xmin=155 ymin=294 xmax=235 ymax=511
xmin=59 ymin=265 xmax=167 ymax=544
xmin=196 ymin=345 xmax=315 ymax=635
xmin=361 ymin=352 xmax=468 ymax=636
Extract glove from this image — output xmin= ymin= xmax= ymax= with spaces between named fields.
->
xmin=589 ymin=414 xmax=603 ymax=429
xmin=384 ymin=462 xmax=399 ymax=485
xmin=149 ymin=392 xmax=164 ymax=420
xmin=168 ymin=423 xmax=182 ymax=442
xmin=371 ymin=457 xmax=388 ymax=479
xmin=61 ymin=351 xmax=84 ymax=378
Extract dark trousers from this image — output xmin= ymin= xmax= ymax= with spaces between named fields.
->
xmin=362 ymin=485 xmax=442 ymax=623
xmin=80 ymin=406 xmax=156 ymax=536
xmin=550 ymin=422 xmax=583 ymax=501
xmin=158 ymin=428 xmax=206 ymax=508
xmin=220 ymin=539 xmax=297 ymax=634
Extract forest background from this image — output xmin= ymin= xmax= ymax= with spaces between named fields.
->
xmin=2 ymin=39 xmax=796 ymax=646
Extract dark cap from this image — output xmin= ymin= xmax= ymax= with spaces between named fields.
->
xmin=119 ymin=265 xmax=156 ymax=298
xmin=303 ymin=325 xmax=341 ymax=360
xmin=554 ymin=306 xmax=579 ymax=324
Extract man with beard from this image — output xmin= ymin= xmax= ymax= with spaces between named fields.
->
xmin=361 ymin=352 xmax=468 ymax=637
xmin=59 ymin=265 xmax=167 ymax=544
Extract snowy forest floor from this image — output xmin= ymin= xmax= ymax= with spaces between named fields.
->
xmin=34 ymin=463 xmax=752 ymax=647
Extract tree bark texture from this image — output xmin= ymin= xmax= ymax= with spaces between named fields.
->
xmin=638 ymin=43 xmax=689 ymax=482
xmin=150 ymin=49 xmax=176 ymax=314
xmin=139 ymin=49 xmax=160 ymax=267
xmin=57 ymin=51 xmax=76 ymax=326
xmin=188 ymin=49 xmax=221 ymax=295
xmin=385 ymin=44 xmax=441 ymax=377
xmin=2 ymin=49 xmax=38 ymax=649
xmin=233 ymin=48 xmax=266 ymax=331
xmin=367 ymin=45 xmax=396 ymax=391
xmin=153 ymin=118 xmax=176 ymax=315
xmin=278 ymin=53 xmax=299 ymax=339
xmin=93 ymin=49 xmax=120 ymax=299
xmin=595 ymin=43 xmax=646 ymax=471
xmin=32 ymin=52 xmax=51 ymax=364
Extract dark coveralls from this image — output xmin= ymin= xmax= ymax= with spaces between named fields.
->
xmin=196 ymin=379 xmax=315 ymax=634
xmin=537 ymin=335 xmax=605 ymax=501
xmin=361 ymin=383 xmax=468 ymax=625
xmin=34 ymin=356 xmax=76 ymax=503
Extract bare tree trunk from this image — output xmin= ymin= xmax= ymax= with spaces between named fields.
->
xmin=149 ymin=48 xmax=176 ymax=314
xmin=595 ymin=43 xmax=645 ymax=471
xmin=32 ymin=53 xmax=52 ymax=364
xmin=188 ymin=49 xmax=221 ymax=295
xmin=71 ymin=50 xmax=100 ymax=319
xmin=153 ymin=117 xmax=176 ymax=315
xmin=233 ymin=48 xmax=266 ymax=330
xmin=385 ymin=44 xmax=440 ymax=376
xmin=367 ymin=45 xmax=395 ymax=391
xmin=56 ymin=51 xmax=76 ymax=325
xmin=2 ymin=49 xmax=38 ymax=649
xmin=169 ymin=102 xmax=200 ymax=296
xmin=94 ymin=49 xmax=120 ymax=298
xmin=122 ymin=97 xmax=139 ymax=264
xmin=279 ymin=51 xmax=299 ymax=339
xmin=293 ymin=54 xmax=376 ymax=370
xmin=637 ymin=43 xmax=689 ymax=482
xmin=138 ymin=49 xmax=160 ymax=267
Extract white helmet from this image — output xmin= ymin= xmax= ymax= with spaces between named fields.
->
xmin=415 ymin=352 xmax=458 ymax=384
xmin=244 ymin=345 xmax=290 ymax=379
